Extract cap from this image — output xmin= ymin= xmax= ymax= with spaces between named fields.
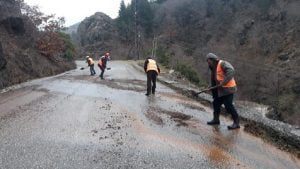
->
xmin=206 ymin=53 xmax=219 ymax=61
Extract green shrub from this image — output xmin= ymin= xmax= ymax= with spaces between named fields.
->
xmin=175 ymin=63 xmax=206 ymax=86
xmin=59 ymin=32 xmax=77 ymax=60
xmin=277 ymin=94 xmax=295 ymax=113
xmin=156 ymin=47 xmax=170 ymax=68
xmin=183 ymin=47 xmax=196 ymax=56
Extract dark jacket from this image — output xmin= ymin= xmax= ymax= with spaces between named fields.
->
xmin=98 ymin=56 xmax=108 ymax=69
xmin=211 ymin=60 xmax=237 ymax=97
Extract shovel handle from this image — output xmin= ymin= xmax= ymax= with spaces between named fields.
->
xmin=195 ymin=86 xmax=219 ymax=95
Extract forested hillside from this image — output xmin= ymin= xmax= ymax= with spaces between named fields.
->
xmin=75 ymin=0 xmax=300 ymax=126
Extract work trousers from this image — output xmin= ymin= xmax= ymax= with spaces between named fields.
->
xmin=213 ymin=94 xmax=239 ymax=123
xmin=146 ymin=70 xmax=157 ymax=94
xmin=90 ymin=64 xmax=96 ymax=75
xmin=100 ymin=67 xmax=105 ymax=78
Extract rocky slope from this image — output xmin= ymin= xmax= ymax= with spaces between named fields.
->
xmin=0 ymin=0 xmax=75 ymax=89
xmin=76 ymin=12 xmax=128 ymax=59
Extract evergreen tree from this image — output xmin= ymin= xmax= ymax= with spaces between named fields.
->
xmin=116 ymin=0 xmax=155 ymax=41
xmin=116 ymin=0 xmax=134 ymax=43
xmin=137 ymin=0 xmax=154 ymax=36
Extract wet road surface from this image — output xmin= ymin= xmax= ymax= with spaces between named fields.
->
xmin=0 ymin=61 xmax=299 ymax=169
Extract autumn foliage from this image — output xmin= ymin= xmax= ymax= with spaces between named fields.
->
xmin=17 ymin=0 xmax=76 ymax=59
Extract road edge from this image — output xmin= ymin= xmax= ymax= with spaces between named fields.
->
xmin=131 ymin=61 xmax=300 ymax=158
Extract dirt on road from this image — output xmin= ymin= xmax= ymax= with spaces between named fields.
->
xmin=0 ymin=61 xmax=299 ymax=169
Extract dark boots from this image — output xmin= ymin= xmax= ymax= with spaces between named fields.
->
xmin=207 ymin=112 xmax=240 ymax=130
xmin=207 ymin=112 xmax=220 ymax=125
xmin=227 ymin=118 xmax=240 ymax=130
xmin=152 ymin=87 xmax=155 ymax=95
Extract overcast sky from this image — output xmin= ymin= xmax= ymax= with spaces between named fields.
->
xmin=24 ymin=0 xmax=132 ymax=26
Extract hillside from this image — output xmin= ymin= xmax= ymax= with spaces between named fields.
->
xmin=0 ymin=0 xmax=76 ymax=89
xmin=72 ymin=0 xmax=300 ymax=126
xmin=151 ymin=0 xmax=300 ymax=126
xmin=76 ymin=12 xmax=130 ymax=59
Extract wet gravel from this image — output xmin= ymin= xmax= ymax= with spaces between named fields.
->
xmin=132 ymin=62 xmax=300 ymax=158
xmin=0 ymin=61 xmax=299 ymax=168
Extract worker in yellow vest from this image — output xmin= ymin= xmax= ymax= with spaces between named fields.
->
xmin=86 ymin=56 xmax=96 ymax=76
xmin=144 ymin=57 xmax=160 ymax=96
xmin=206 ymin=53 xmax=240 ymax=130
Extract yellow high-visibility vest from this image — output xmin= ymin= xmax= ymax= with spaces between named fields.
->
xmin=146 ymin=59 xmax=159 ymax=74
xmin=88 ymin=58 xmax=94 ymax=65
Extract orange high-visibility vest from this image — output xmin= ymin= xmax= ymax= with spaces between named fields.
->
xmin=216 ymin=60 xmax=236 ymax=88
xmin=98 ymin=56 xmax=104 ymax=66
xmin=146 ymin=59 xmax=159 ymax=74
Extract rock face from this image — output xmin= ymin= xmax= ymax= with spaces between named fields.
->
xmin=76 ymin=12 xmax=126 ymax=59
xmin=78 ymin=12 xmax=113 ymax=46
xmin=0 ymin=0 xmax=75 ymax=89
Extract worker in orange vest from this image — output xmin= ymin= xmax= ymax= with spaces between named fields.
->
xmin=98 ymin=52 xmax=110 ymax=79
xmin=144 ymin=57 xmax=160 ymax=96
xmin=86 ymin=56 xmax=96 ymax=76
xmin=206 ymin=53 xmax=240 ymax=130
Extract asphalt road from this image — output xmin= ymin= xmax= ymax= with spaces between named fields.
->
xmin=0 ymin=61 xmax=299 ymax=169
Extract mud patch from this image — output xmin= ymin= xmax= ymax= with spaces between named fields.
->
xmin=145 ymin=110 xmax=164 ymax=125
xmin=159 ymin=92 xmax=189 ymax=101
xmin=146 ymin=107 xmax=193 ymax=127
xmin=159 ymin=92 xmax=206 ymax=112
xmin=161 ymin=110 xmax=192 ymax=121
xmin=182 ymin=103 xmax=206 ymax=112
xmin=0 ymin=110 xmax=18 ymax=121
xmin=57 ymin=75 xmax=96 ymax=82
xmin=101 ymin=79 xmax=146 ymax=93
xmin=60 ymin=75 xmax=147 ymax=93
xmin=207 ymin=146 xmax=230 ymax=166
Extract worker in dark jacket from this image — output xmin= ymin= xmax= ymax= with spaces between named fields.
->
xmin=86 ymin=56 xmax=96 ymax=76
xmin=206 ymin=53 xmax=240 ymax=130
xmin=98 ymin=52 xmax=110 ymax=79
xmin=144 ymin=57 xmax=160 ymax=96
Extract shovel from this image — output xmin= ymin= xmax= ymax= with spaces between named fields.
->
xmin=193 ymin=86 xmax=219 ymax=96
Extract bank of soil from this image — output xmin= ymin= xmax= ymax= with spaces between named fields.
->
xmin=0 ymin=0 xmax=76 ymax=89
